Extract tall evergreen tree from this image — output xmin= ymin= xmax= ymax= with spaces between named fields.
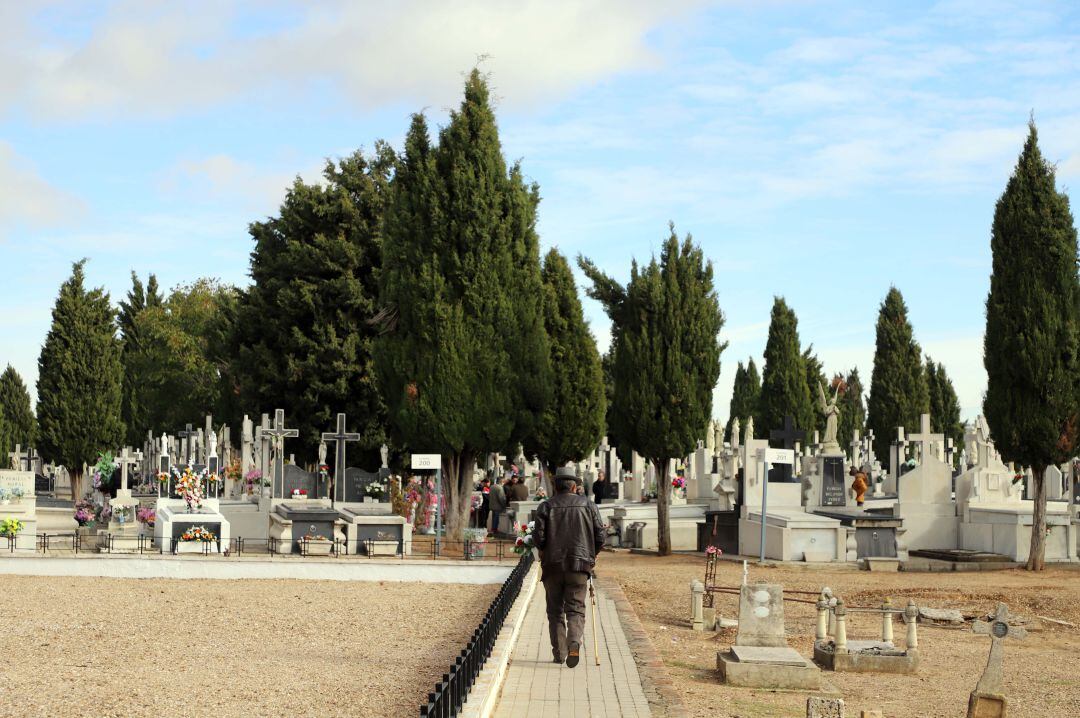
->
xmin=36 ymin=261 xmax=124 ymax=497
xmin=128 ymin=280 xmax=239 ymax=434
xmin=757 ymin=297 xmax=814 ymax=436
xmin=925 ymin=357 xmax=963 ymax=454
xmin=375 ymin=72 xmax=552 ymax=539
xmin=726 ymin=358 xmax=760 ymax=440
xmin=234 ymin=146 xmax=395 ymax=467
xmin=581 ymin=224 xmax=725 ymax=555
xmin=836 ymin=367 xmax=866 ymax=457
xmin=867 ymin=287 xmax=929 ymax=462
xmin=525 ymin=249 xmax=606 ymax=473
xmin=983 ymin=121 xmax=1080 ymax=570
xmin=118 ymin=271 xmax=162 ymax=445
xmin=803 ymin=345 xmax=828 ymax=436
xmin=0 ymin=365 xmax=35 ymax=457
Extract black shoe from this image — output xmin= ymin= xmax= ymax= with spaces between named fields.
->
xmin=552 ymin=656 xmax=564 ymax=664
xmin=566 ymin=646 xmax=580 ymax=668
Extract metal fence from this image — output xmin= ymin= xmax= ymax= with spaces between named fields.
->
xmin=420 ymin=550 xmax=534 ymax=717
xmin=4 ymin=533 xmax=522 ymax=561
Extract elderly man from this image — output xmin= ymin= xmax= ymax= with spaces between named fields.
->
xmin=533 ymin=467 xmax=605 ymax=667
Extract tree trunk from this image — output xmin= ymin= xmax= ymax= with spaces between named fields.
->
xmin=443 ymin=452 xmax=476 ymax=541
xmin=1026 ymin=467 xmax=1046 ymax=571
xmin=656 ymin=457 xmax=672 ymax=556
xmin=72 ymin=470 xmax=83 ymax=503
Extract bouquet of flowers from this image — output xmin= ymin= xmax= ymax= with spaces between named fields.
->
xmin=157 ymin=471 xmax=170 ymax=484
xmin=0 ymin=517 xmax=24 ymax=538
xmin=74 ymin=499 xmax=104 ymax=527
xmin=172 ymin=467 xmax=207 ymax=511
xmin=672 ymin=476 xmax=686 ymax=490
xmin=470 ymin=493 xmax=483 ymax=513
xmin=179 ymin=526 xmax=216 ymax=543
xmin=291 ymin=488 xmax=308 ymax=498
xmin=302 ymin=533 xmax=330 ymax=542
xmin=91 ymin=452 xmax=117 ymax=493
xmin=1012 ymin=471 xmax=1025 ymax=485
xmin=244 ymin=469 xmax=263 ymax=494
xmin=364 ymin=480 xmax=386 ymax=500
xmin=513 ymin=521 xmax=536 ymax=555
xmin=533 ymin=486 xmax=547 ymax=501
xmin=225 ymin=459 xmax=242 ymax=482
xmin=137 ymin=507 xmax=156 ymax=526
xmin=705 ymin=545 xmax=722 ymax=557
xmin=11 ymin=486 xmax=24 ymax=499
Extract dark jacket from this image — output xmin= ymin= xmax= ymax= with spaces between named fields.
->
xmin=509 ymin=481 xmax=530 ymax=502
xmin=534 ymin=491 xmax=605 ymax=574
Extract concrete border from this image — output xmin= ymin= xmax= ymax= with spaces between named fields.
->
xmin=460 ymin=563 xmax=540 ymax=718
xmin=0 ymin=555 xmax=513 ymax=584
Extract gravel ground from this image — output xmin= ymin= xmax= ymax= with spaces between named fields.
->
xmin=0 ymin=575 xmax=497 ymax=718
xmin=598 ymin=551 xmax=1080 ymax=718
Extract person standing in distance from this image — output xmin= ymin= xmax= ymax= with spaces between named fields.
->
xmin=534 ymin=467 xmax=606 ymax=668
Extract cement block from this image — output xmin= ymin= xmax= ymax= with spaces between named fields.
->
xmin=716 ymin=649 xmax=821 ymax=689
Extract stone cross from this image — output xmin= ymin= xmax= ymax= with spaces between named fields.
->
xmin=204 ymin=414 xmax=214 ymax=461
xmin=907 ymin=413 xmax=943 ymax=466
xmin=264 ymin=409 xmax=299 ymax=497
xmin=969 ymin=602 xmax=1026 ymax=713
xmin=322 ymin=413 xmax=361 ymax=504
xmin=117 ymin=447 xmax=139 ymax=493
xmin=177 ymin=424 xmax=196 ymax=465
xmin=850 ymin=429 xmax=862 ymax=467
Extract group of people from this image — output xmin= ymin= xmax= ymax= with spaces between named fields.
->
xmin=476 ymin=473 xmax=531 ymax=535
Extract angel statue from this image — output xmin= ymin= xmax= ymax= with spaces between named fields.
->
xmin=818 ymin=381 xmax=842 ymax=453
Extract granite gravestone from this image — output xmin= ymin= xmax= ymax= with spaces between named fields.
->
xmin=769 ymin=417 xmax=805 ymax=483
xmin=283 ymin=464 xmax=322 ymax=499
xmin=342 ymin=467 xmax=382 ymax=503
xmin=820 ymin=457 xmax=846 ymax=507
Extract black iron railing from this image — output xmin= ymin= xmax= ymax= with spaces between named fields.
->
xmin=419 ymin=550 xmax=534 ymax=717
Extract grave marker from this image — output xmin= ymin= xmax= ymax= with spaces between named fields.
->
xmin=263 ymin=409 xmax=299 ymax=498
xmin=968 ymin=603 xmax=1026 ymax=718
xmin=322 ymin=413 xmax=361 ymax=504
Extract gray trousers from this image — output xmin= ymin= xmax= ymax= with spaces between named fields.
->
xmin=542 ymin=569 xmax=589 ymax=659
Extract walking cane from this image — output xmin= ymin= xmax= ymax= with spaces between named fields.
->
xmin=588 ymin=574 xmax=601 ymax=666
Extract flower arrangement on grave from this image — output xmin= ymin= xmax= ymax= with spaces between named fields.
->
xmin=671 ymin=476 xmax=687 ymax=490
xmin=243 ymin=469 xmax=262 ymax=495
xmin=0 ymin=487 xmax=8 ymax=503
xmin=705 ymin=545 xmax=722 ymax=557
xmin=318 ymin=464 xmax=329 ymax=482
xmin=11 ymin=486 xmax=24 ymax=501
xmin=291 ymin=488 xmax=308 ymax=499
xmin=225 ymin=459 xmax=242 ymax=482
xmin=533 ymin=486 xmax=547 ymax=501
xmin=137 ymin=507 xmax=156 ymax=526
xmin=73 ymin=500 xmax=95 ymax=527
xmin=464 ymin=527 xmax=488 ymax=545
xmin=91 ymin=452 xmax=117 ymax=494
xmin=400 ymin=477 xmax=422 ymax=523
xmin=302 ymin=533 xmax=330 ymax=542
xmin=172 ymin=467 xmax=207 ymax=511
xmin=179 ymin=526 xmax=216 ymax=543
xmin=417 ymin=478 xmax=438 ymax=532
xmin=1012 ymin=471 xmax=1025 ymax=485
xmin=364 ymin=480 xmax=386 ymax=500
xmin=157 ymin=471 xmax=170 ymax=483
xmin=469 ymin=492 xmax=483 ymax=515
xmin=0 ymin=517 xmax=24 ymax=539
xmin=512 ymin=521 xmax=536 ymax=555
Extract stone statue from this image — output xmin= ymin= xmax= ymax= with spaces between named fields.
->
xmin=817 ymin=382 xmax=841 ymax=452
xmin=714 ymin=423 xmax=724 ymax=454
xmin=318 ymin=441 xmax=327 ymax=466
xmin=705 ymin=420 xmax=716 ymax=452
xmin=745 ymin=416 xmax=754 ymax=443
xmin=160 ymin=433 xmax=169 ymax=457
xmin=380 ymin=444 xmax=389 ymax=469
xmin=731 ymin=417 xmax=741 ymax=448
xmin=208 ymin=430 xmax=217 ymax=458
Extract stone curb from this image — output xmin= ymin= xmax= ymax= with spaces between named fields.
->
xmin=596 ymin=573 xmax=690 ymax=718
xmin=459 ymin=563 xmax=540 ymax=718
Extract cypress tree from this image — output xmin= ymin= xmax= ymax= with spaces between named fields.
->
xmin=803 ymin=346 xmax=828 ymax=436
xmin=757 ymin=298 xmax=814 ymax=436
xmin=36 ymin=260 xmax=124 ymax=497
xmin=234 ymin=146 xmax=395 ymax=466
xmin=524 ymin=249 xmax=606 ymax=473
xmin=925 ymin=358 xmax=963 ymax=455
xmin=118 ymin=271 xmax=162 ymax=445
xmin=836 ymin=368 xmax=866 ymax=456
xmin=983 ymin=121 xmax=1080 ymax=570
xmin=376 ymin=72 xmax=552 ymax=539
xmin=726 ymin=358 xmax=761 ymax=440
xmin=581 ymin=224 xmax=726 ymax=555
xmin=867 ymin=287 xmax=929 ymax=462
xmin=0 ymin=365 xmax=35 ymax=456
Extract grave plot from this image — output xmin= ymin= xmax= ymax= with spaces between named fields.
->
xmin=0 ymin=575 xmax=497 ymax=718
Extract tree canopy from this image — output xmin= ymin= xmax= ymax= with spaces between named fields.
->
xmin=757 ymin=297 xmax=814 ymax=436
xmin=726 ymin=358 xmax=760 ymax=441
xmin=0 ymin=365 xmax=35 ymax=457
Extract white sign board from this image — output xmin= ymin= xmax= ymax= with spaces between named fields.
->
xmin=410 ymin=454 xmax=441 ymax=471
xmin=759 ymin=448 xmax=795 ymax=465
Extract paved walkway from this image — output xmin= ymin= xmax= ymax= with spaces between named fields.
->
xmin=493 ymin=579 xmax=652 ymax=718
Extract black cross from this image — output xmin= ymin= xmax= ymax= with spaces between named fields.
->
xmin=322 ymin=413 xmax=361 ymax=505
xmin=177 ymin=423 xmax=196 ymax=465
xmin=769 ymin=415 xmax=805 ymax=483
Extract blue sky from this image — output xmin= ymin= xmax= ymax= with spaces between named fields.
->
xmin=1 ymin=0 xmax=1078 ymax=426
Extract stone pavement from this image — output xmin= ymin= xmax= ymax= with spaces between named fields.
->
xmin=493 ymin=579 xmax=652 ymax=718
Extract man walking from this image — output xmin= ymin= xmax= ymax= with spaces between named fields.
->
xmin=534 ymin=467 xmax=605 ymax=668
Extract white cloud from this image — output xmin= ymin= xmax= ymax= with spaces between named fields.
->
xmin=0 ymin=141 xmax=84 ymax=237
xmin=1 ymin=0 xmax=703 ymax=120
xmin=158 ymin=154 xmax=326 ymax=212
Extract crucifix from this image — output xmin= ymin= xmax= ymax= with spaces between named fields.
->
xmin=968 ymin=603 xmax=1026 ymax=716
xmin=850 ymin=429 xmax=863 ymax=468
xmin=907 ymin=413 xmax=944 ymax=467
xmin=769 ymin=416 xmax=805 ymax=483
xmin=263 ymin=409 xmax=299 ymax=498
xmin=177 ymin=424 xmax=196 ymax=466
xmin=322 ymin=413 xmax=362 ymax=505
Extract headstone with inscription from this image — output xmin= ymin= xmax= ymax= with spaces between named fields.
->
xmin=820 ymin=457 xmax=846 ymax=507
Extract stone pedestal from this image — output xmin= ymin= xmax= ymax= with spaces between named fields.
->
xmin=338 ymin=507 xmax=411 ymax=556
